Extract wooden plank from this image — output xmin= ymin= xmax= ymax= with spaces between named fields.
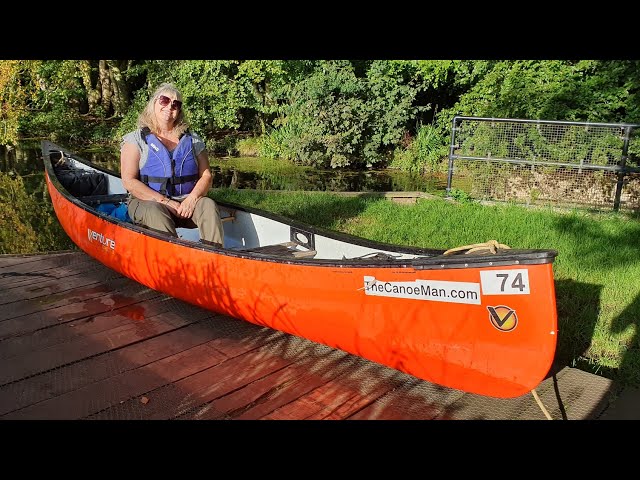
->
xmin=0 ymin=251 xmax=78 ymax=269
xmin=0 ymin=266 xmax=127 ymax=307
xmin=185 ymin=343 xmax=355 ymax=420
xmin=263 ymin=362 xmax=436 ymax=420
xmin=0 ymin=256 xmax=99 ymax=289
xmin=0 ymin=251 xmax=95 ymax=276
xmin=2 ymin=315 xmax=282 ymax=420
xmin=0 ymin=308 xmax=203 ymax=386
xmin=1 ymin=316 xmax=246 ymax=420
xmin=0 ymin=315 xmax=234 ymax=417
xmin=0 ymin=293 xmax=178 ymax=359
xmin=0 ymin=280 xmax=159 ymax=340
xmin=414 ymin=367 xmax=612 ymax=420
xmin=2 ymin=342 xmax=223 ymax=420
xmin=93 ymin=333 xmax=299 ymax=420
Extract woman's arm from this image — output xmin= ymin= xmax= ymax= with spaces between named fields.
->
xmin=176 ymin=149 xmax=213 ymax=218
xmin=120 ymin=141 xmax=174 ymax=205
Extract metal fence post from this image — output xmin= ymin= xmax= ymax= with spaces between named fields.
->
xmin=446 ymin=116 xmax=459 ymax=197
xmin=614 ymin=126 xmax=632 ymax=212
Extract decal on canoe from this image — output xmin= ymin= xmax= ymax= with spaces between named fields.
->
xmin=487 ymin=305 xmax=518 ymax=332
xmin=363 ymin=276 xmax=481 ymax=304
xmin=87 ymin=228 xmax=116 ymax=250
xmin=480 ymin=269 xmax=530 ymax=295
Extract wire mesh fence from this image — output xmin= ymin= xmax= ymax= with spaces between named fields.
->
xmin=447 ymin=116 xmax=640 ymax=212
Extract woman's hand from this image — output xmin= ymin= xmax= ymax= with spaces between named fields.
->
xmin=163 ymin=198 xmax=179 ymax=215
xmin=175 ymin=195 xmax=198 ymax=219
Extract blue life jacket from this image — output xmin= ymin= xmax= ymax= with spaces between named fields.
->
xmin=139 ymin=128 xmax=200 ymax=196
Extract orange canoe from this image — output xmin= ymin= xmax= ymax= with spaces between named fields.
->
xmin=42 ymin=140 xmax=559 ymax=398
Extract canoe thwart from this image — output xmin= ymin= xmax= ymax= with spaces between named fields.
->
xmin=220 ymin=208 xmax=236 ymax=223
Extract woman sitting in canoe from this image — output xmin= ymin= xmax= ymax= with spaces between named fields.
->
xmin=120 ymin=82 xmax=224 ymax=247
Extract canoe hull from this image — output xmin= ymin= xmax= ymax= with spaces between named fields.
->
xmin=44 ymin=146 xmax=558 ymax=399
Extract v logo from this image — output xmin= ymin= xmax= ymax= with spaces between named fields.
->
xmin=487 ymin=306 xmax=518 ymax=332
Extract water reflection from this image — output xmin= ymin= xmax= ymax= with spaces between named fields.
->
xmin=1 ymin=141 xmax=446 ymax=194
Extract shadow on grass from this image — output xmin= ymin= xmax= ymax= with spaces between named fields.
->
xmin=610 ymin=292 xmax=640 ymax=390
xmin=549 ymin=279 xmax=604 ymax=378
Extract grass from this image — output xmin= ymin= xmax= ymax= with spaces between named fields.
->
xmin=209 ymin=188 xmax=640 ymax=391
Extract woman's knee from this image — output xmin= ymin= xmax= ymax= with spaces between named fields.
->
xmin=132 ymin=200 xmax=176 ymax=234
xmin=195 ymin=196 xmax=218 ymax=215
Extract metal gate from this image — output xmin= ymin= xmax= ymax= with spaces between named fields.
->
xmin=446 ymin=116 xmax=640 ymax=212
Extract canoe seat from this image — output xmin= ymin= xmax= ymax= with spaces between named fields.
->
xmin=238 ymin=241 xmax=317 ymax=259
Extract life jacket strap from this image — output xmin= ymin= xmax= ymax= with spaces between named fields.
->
xmin=141 ymin=174 xmax=199 ymax=185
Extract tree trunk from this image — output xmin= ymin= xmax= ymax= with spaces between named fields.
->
xmin=98 ymin=60 xmax=113 ymax=116
xmin=78 ymin=60 xmax=101 ymax=114
xmin=105 ymin=60 xmax=130 ymax=117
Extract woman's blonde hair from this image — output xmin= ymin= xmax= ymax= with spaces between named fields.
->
xmin=136 ymin=82 xmax=189 ymax=137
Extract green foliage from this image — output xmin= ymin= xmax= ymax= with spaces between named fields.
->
xmin=363 ymin=61 xmax=429 ymax=164
xmin=0 ymin=172 xmax=74 ymax=254
xmin=113 ymin=84 xmax=153 ymax=142
xmin=235 ymin=137 xmax=260 ymax=157
xmin=410 ymin=123 xmax=449 ymax=172
xmin=258 ymin=120 xmax=303 ymax=162
xmin=3 ymin=59 xmax=640 ymax=173
xmin=436 ymin=60 xmax=640 ymax=133
xmin=455 ymin=118 xmax=627 ymax=169
xmin=0 ymin=61 xmax=26 ymax=145
xmin=388 ymin=148 xmax=415 ymax=173
xmin=274 ymin=60 xmax=370 ymax=168
xmin=209 ymin=135 xmax=239 ymax=157
xmin=389 ymin=123 xmax=450 ymax=174
xmin=447 ymin=187 xmax=472 ymax=203
xmin=265 ymin=60 xmax=429 ymax=169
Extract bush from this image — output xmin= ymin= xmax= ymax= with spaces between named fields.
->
xmin=236 ymin=137 xmax=260 ymax=157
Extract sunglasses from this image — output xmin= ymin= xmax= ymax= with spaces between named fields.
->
xmin=157 ymin=94 xmax=182 ymax=111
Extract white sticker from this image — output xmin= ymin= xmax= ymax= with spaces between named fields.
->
xmin=363 ymin=276 xmax=481 ymax=305
xmin=480 ymin=269 xmax=530 ymax=295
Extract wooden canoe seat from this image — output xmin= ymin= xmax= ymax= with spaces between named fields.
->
xmin=238 ymin=241 xmax=317 ymax=259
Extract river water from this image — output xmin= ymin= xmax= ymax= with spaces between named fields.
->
xmin=1 ymin=140 xmax=447 ymax=194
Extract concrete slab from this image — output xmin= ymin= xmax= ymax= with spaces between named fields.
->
xmin=598 ymin=387 xmax=640 ymax=420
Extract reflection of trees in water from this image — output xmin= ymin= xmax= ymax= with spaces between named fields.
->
xmin=212 ymin=166 xmax=446 ymax=193
xmin=1 ymin=143 xmax=45 ymax=176
xmin=3 ymin=143 xmax=446 ymax=194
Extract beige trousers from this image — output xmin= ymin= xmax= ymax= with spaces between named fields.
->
xmin=128 ymin=196 xmax=224 ymax=245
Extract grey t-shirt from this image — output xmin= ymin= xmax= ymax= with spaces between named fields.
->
xmin=120 ymin=129 xmax=206 ymax=169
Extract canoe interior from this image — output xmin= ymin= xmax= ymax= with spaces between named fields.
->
xmin=42 ymin=142 xmax=557 ymax=268
xmin=45 ymin=145 xmax=446 ymax=261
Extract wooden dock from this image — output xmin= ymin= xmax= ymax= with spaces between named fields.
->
xmin=0 ymin=250 xmax=619 ymax=420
